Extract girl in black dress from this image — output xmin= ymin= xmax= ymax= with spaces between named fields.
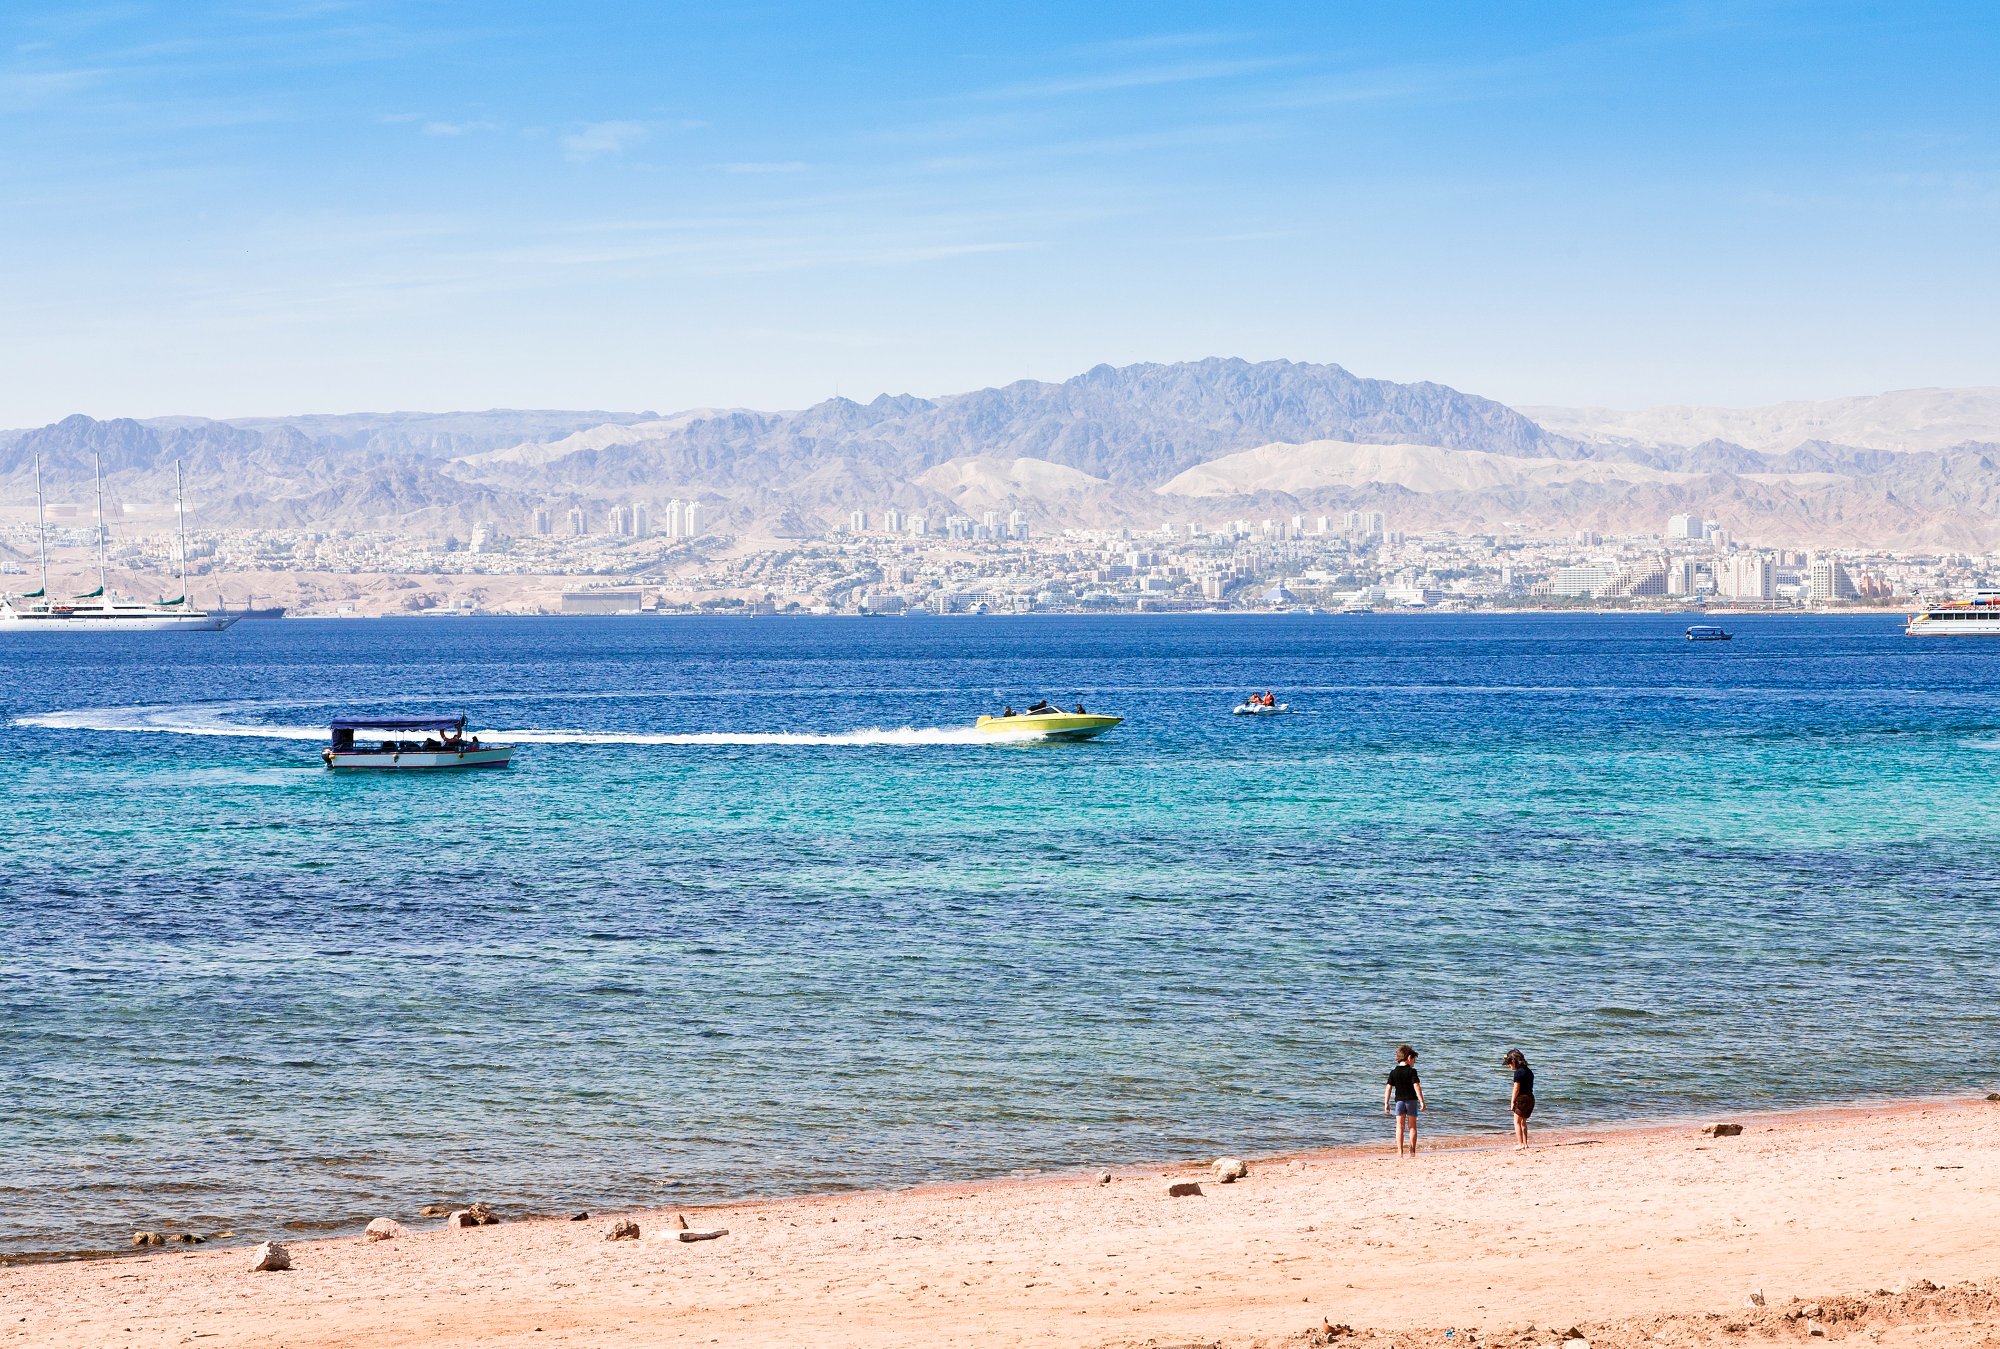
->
xmin=1502 ymin=1048 xmax=1535 ymax=1148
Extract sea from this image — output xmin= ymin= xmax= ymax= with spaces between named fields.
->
xmin=3 ymin=612 xmax=1998 ymax=1261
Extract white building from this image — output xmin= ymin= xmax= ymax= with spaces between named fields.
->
xmin=1666 ymin=558 xmax=1699 ymax=597
xmin=568 ymin=505 xmax=588 ymax=537
xmin=850 ymin=509 xmax=869 ymax=534
xmin=1807 ymin=555 xmax=1858 ymax=604
xmin=1667 ymin=513 xmax=1699 ymax=540
xmin=532 ymin=508 xmax=552 ymax=536
xmin=1008 ymin=509 xmax=1027 ymax=540
xmin=1717 ymin=553 xmax=1775 ymax=602
xmin=884 ymin=507 xmax=904 ymax=534
xmin=631 ymin=502 xmax=650 ymax=539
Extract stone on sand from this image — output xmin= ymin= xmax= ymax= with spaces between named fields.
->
xmin=605 ymin=1219 xmax=641 ymax=1241
xmin=446 ymin=1210 xmax=479 ymax=1229
xmin=249 ymin=1241 xmax=291 ymax=1272
xmin=1213 ymin=1157 xmax=1249 ymax=1182
xmin=1746 ymin=1289 xmax=1765 ymax=1307
xmin=363 ymin=1218 xmax=408 ymax=1242
xmin=130 ymin=1231 xmax=166 ymax=1248
xmin=1702 ymin=1123 xmax=1744 ymax=1138
xmin=1167 ymin=1181 xmax=1204 ymax=1198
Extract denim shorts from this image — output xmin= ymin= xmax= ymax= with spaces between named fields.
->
xmin=1391 ymin=1099 xmax=1420 ymax=1117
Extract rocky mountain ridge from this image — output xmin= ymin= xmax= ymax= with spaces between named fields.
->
xmin=4 ymin=361 xmax=2000 ymax=549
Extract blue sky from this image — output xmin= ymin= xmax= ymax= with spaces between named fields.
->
xmin=2 ymin=1 xmax=1996 ymax=423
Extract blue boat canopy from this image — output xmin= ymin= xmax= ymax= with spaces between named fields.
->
xmin=329 ymin=715 xmax=467 ymax=732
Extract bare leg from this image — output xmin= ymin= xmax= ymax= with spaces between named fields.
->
xmin=1514 ymin=1111 xmax=1529 ymax=1148
xmin=1407 ymin=1114 xmax=1419 ymax=1155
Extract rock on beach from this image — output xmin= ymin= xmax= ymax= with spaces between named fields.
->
xmin=249 ymin=1241 xmax=291 ymax=1272
xmin=1213 ymin=1156 xmax=1250 ymax=1182
xmin=1167 ymin=1181 xmax=1204 ymax=1198
xmin=605 ymin=1219 xmax=641 ymax=1241
xmin=363 ymin=1218 xmax=408 ymax=1243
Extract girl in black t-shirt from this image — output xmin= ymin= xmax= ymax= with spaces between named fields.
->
xmin=1503 ymin=1048 xmax=1535 ymax=1149
xmin=1383 ymin=1043 xmax=1424 ymax=1156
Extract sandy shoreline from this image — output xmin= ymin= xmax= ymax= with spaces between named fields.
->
xmin=9 ymin=1097 xmax=2000 ymax=1347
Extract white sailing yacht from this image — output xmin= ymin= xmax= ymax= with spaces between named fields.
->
xmin=1 ymin=455 xmax=238 ymax=632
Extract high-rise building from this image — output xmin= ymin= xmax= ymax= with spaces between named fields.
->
xmin=908 ymin=514 xmax=928 ymax=538
xmin=884 ymin=507 xmax=904 ymax=534
xmin=1007 ymin=509 xmax=1027 ymax=540
xmin=982 ymin=510 xmax=1000 ymax=536
xmin=850 ymin=509 xmax=869 ymax=534
xmin=1667 ymin=513 xmax=1699 ymax=540
xmin=681 ymin=500 xmax=703 ymax=539
xmin=1362 ymin=511 xmax=1386 ymax=538
xmin=532 ymin=507 xmax=552 ymax=536
xmin=1807 ymin=555 xmax=1858 ymax=604
xmin=1718 ymin=553 xmax=1775 ymax=602
xmin=631 ymin=502 xmax=649 ymax=539
xmin=610 ymin=504 xmax=633 ymax=537
xmin=1315 ymin=516 xmax=1331 ymax=534
xmin=1344 ymin=510 xmax=1363 ymax=533
xmin=1666 ymin=558 xmax=1699 ymax=597
xmin=568 ymin=505 xmax=587 ymax=536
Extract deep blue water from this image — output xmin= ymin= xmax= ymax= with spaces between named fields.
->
xmin=3 ymin=612 xmax=1998 ymax=1258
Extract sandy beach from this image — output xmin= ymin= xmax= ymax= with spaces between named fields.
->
xmin=7 ymin=1098 xmax=2000 ymax=1348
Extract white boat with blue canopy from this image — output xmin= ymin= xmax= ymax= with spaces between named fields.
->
xmin=322 ymin=716 xmax=515 ymax=771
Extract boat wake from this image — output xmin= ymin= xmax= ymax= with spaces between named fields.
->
xmin=16 ymin=705 xmax=1040 ymax=747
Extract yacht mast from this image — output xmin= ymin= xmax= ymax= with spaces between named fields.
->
xmin=175 ymin=459 xmax=190 ymax=602
xmin=33 ymin=452 xmax=48 ymax=596
xmin=93 ymin=452 xmax=108 ymax=595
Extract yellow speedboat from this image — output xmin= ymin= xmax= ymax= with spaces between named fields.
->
xmin=975 ymin=707 xmax=1123 ymax=741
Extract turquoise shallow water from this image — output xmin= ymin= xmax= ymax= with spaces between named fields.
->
xmin=3 ymin=613 xmax=1998 ymax=1259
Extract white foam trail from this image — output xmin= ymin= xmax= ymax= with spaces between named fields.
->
xmin=17 ymin=706 xmax=326 ymax=741
xmin=16 ymin=706 xmax=1043 ymax=747
xmin=495 ymin=727 xmax=1032 ymax=747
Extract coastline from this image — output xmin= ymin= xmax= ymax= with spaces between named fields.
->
xmin=11 ymin=1095 xmax=2000 ymax=1347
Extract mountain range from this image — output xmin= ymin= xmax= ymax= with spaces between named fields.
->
xmin=3 ymin=360 xmax=1998 ymax=551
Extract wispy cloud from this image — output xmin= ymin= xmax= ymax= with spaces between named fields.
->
xmin=561 ymin=119 xmax=649 ymax=163
xmin=423 ymin=118 xmax=496 ymax=136
xmin=975 ymin=56 xmax=1302 ymax=101
xmin=720 ymin=160 xmax=806 ymax=174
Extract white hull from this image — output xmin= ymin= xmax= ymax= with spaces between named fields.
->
xmin=1232 ymin=703 xmax=1290 ymax=715
xmin=0 ymin=605 xmax=238 ymax=632
xmin=325 ymin=746 xmax=514 ymax=771
xmin=1907 ymin=616 xmax=2000 ymax=635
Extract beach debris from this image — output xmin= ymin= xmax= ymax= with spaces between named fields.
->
xmin=1746 ymin=1289 xmax=1766 ymax=1307
xmin=675 ymin=1214 xmax=689 ymax=1230
xmin=465 ymin=1201 xmax=500 ymax=1225
xmin=1166 ymin=1181 xmax=1204 ymax=1198
xmin=445 ymin=1210 xmax=480 ymax=1229
xmin=677 ymin=1228 xmax=728 ymax=1242
xmin=1098 ymin=1171 xmax=1113 ymax=1185
xmin=418 ymin=1203 xmax=457 ymax=1217
xmin=1807 ymin=1320 xmax=1828 ymax=1337
xmin=604 ymin=1219 xmax=641 ymax=1241
xmin=249 ymin=1241 xmax=291 ymax=1272
xmin=1702 ymin=1123 xmax=1744 ymax=1138
xmin=568 ymin=1211 xmax=590 ymax=1222
xmin=363 ymin=1218 xmax=408 ymax=1242
xmin=1212 ymin=1157 xmax=1250 ymax=1183
xmin=130 ymin=1231 xmax=167 ymax=1248
xmin=171 ymin=1232 xmax=204 ymax=1245
xmin=1985 ymin=1092 xmax=2000 ymax=1101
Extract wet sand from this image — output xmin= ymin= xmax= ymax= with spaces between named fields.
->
xmin=7 ymin=1098 xmax=2000 ymax=1348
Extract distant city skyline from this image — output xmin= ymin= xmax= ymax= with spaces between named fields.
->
xmin=3 ymin=1 xmax=1997 ymax=425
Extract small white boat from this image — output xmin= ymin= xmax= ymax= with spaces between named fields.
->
xmin=1232 ymin=701 xmax=1290 ymax=716
xmin=322 ymin=716 xmax=514 ymax=770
